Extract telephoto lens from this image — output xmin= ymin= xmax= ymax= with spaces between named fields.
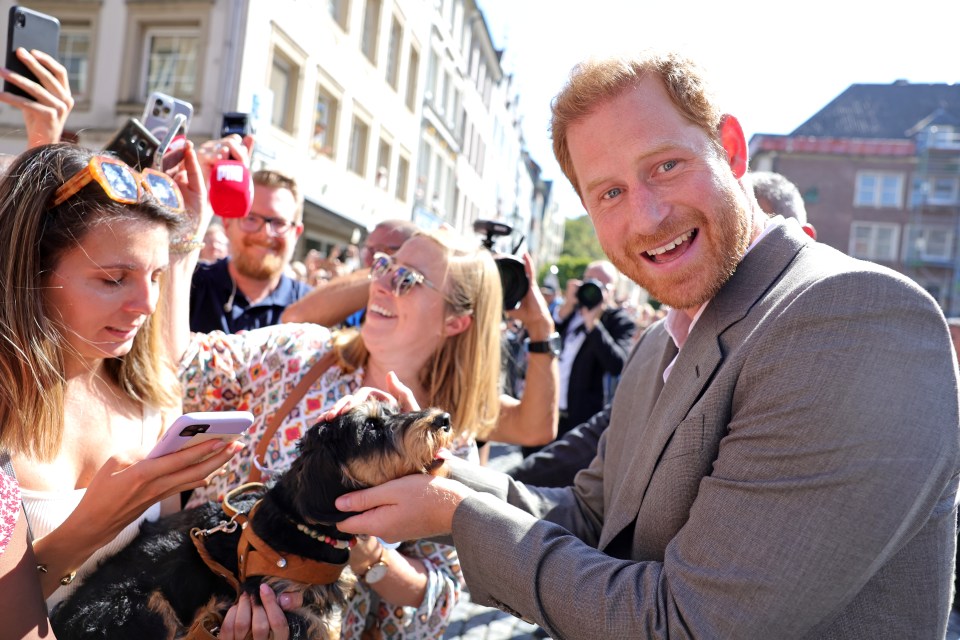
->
xmin=576 ymin=279 xmax=605 ymax=310
xmin=496 ymin=256 xmax=529 ymax=311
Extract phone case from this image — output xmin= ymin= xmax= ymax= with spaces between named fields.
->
xmin=103 ymin=118 xmax=159 ymax=172
xmin=147 ymin=411 xmax=254 ymax=459
xmin=142 ymin=92 xmax=194 ymax=141
xmin=4 ymin=6 xmax=60 ymax=100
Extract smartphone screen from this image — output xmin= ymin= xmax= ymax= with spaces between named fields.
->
xmin=4 ymin=7 xmax=60 ymax=101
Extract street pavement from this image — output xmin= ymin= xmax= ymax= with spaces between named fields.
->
xmin=441 ymin=444 xmax=549 ymax=640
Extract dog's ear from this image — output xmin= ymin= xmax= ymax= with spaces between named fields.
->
xmin=286 ymin=418 xmax=364 ymax=523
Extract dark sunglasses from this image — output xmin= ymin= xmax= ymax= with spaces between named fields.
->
xmin=52 ymin=155 xmax=184 ymax=212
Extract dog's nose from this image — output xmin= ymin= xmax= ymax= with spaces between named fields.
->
xmin=433 ymin=412 xmax=452 ymax=432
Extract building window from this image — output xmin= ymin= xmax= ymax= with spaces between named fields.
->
xmin=405 ymin=46 xmax=419 ymax=111
xmin=385 ymin=16 xmax=402 ymax=90
xmin=376 ymin=138 xmax=391 ymax=190
xmin=141 ymin=27 xmax=199 ymax=99
xmin=849 ymin=222 xmax=899 ymax=262
xmin=922 ymin=176 xmax=960 ymax=206
xmin=903 ymin=225 xmax=954 ymax=263
xmin=269 ymin=52 xmax=300 ymax=133
xmin=348 ymin=114 xmax=370 ymax=176
xmin=396 ymin=155 xmax=410 ymax=201
xmin=329 ymin=0 xmax=350 ymax=30
xmin=361 ymin=0 xmax=382 ymax=64
xmin=854 ymin=172 xmax=903 ymax=209
xmin=59 ymin=23 xmax=91 ymax=103
xmin=313 ymin=84 xmax=339 ymax=158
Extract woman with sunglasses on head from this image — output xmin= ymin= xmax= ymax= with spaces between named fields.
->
xmin=0 ymin=142 xmax=242 ymax=615
xmin=180 ymin=226 xmax=558 ymax=639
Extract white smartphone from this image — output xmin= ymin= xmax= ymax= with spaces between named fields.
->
xmin=141 ymin=91 xmax=194 ymax=141
xmin=148 ymin=411 xmax=254 ymax=459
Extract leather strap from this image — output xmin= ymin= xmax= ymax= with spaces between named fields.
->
xmin=236 ymin=503 xmax=347 ymax=585
xmin=190 ymin=527 xmax=242 ymax=594
xmin=248 ymin=350 xmax=338 ymax=483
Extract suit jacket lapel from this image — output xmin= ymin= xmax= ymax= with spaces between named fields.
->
xmin=599 ymin=221 xmax=810 ymax=552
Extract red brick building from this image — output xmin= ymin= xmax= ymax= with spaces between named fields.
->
xmin=750 ymin=81 xmax=960 ymax=315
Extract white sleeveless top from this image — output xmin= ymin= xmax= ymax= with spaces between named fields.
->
xmin=20 ymin=405 xmax=163 ymax=611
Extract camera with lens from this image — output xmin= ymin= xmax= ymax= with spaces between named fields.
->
xmin=473 ymin=219 xmax=529 ymax=311
xmin=576 ymin=279 xmax=606 ymax=310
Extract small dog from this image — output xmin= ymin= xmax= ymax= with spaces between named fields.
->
xmin=50 ymin=401 xmax=454 ymax=640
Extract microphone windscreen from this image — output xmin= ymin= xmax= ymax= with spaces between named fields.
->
xmin=208 ymin=159 xmax=253 ymax=218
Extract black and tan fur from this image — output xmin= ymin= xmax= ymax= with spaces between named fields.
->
xmin=50 ymin=402 xmax=454 ymax=640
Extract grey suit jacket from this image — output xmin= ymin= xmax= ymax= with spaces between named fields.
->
xmin=449 ymin=220 xmax=960 ymax=639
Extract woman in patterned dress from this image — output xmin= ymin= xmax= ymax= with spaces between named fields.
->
xmin=182 ymin=227 xmax=559 ymax=639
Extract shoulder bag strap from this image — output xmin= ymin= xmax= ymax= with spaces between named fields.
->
xmin=247 ymin=350 xmax=338 ymax=483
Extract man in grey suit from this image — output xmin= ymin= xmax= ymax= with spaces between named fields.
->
xmin=334 ymin=51 xmax=960 ymax=638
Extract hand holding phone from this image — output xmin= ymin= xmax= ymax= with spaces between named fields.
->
xmin=148 ymin=411 xmax=254 ymax=459
xmin=4 ymin=6 xmax=60 ymax=101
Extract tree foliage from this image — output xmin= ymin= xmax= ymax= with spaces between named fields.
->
xmin=536 ymin=215 xmax=608 ymax=288
xmin=561 ymin=215 xmax=605 ymax=262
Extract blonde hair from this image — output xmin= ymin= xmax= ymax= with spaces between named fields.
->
xmin=0 ymin=144 xmax=183 ymax=460
xmin=551 ymin=50 xmax=723 ymax=197
xmin=333 ymin=228 xmax=504 ymax=441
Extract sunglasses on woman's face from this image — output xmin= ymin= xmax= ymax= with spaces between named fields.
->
xmin=369 ymin=252 xmax=450 ymax=299
xmin=51 ymin=155 xmax=185 ymax=212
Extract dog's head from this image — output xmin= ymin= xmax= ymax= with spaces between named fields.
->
xmin=280 ymin=400 xmax=454 ymax=524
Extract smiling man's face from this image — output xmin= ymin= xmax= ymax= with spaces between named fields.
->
xmin=568 ymin=77 xmax=755 ymax=312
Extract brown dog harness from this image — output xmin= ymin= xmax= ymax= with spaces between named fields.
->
xmin=189 ymin=483 xmax=350 ymax=594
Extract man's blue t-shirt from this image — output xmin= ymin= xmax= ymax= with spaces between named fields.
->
xmin=189 ymin=258 xmax=312 ymax=333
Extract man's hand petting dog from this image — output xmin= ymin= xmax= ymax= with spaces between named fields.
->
xmin=336 ymin=473 xmax=475 ymax=542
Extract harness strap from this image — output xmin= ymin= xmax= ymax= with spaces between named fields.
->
xmin=237 ymin=503 xmax=347 ymax=585
xmin=190 ymin=527 xmax=242 ymax=594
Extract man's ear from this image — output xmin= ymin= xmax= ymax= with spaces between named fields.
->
xmin=444 ymin=313 xmax=472 ymax=337
xmin=719 ymin=115 xmax=748 ymax=179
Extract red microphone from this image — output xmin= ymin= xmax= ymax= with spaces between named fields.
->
xmin=208 ymin=159 xmax=253 ymax=218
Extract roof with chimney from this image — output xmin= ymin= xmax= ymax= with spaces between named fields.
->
xmin=791 ymin=81 xmax=960 ymax=140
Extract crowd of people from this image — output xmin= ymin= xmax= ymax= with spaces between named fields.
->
xmin=0 ymin=41 xmax=957 ymax=640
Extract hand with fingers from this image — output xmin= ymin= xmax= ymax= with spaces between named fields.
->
xmin=197 ymin=133 xmax=255 ymax=183
xmin=316 ymin=372 xmax=420 ymax=424
xmin=70 ymin=438 xmax=244 ymax=544
xmin=220 ymin=585 xmax=293 ymax=640
xmin=0 ymin=48 xmax=74 ymax=149
xmin=31 ymin=437 xmax=243 ymax=597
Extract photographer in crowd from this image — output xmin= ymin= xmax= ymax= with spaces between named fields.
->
xmin=526 ymin=260 xmax=634 ymax=456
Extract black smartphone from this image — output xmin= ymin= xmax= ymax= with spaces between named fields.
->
xmin=220 ymin=112 xmax=253 ymax=138
xmin=4 ymin=6 xmax=60 ymax=100
xmin=104 ymin=118 xmax=160 ymax=172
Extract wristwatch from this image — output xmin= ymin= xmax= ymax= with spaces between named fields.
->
xmin=358 ymin=547 xmax=389 ymax=584
xmin=526 ymin=332 xmax=562 ymax=358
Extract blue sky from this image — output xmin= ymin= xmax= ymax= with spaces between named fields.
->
xmin=475 ymin=0 xmax=960 ymax=216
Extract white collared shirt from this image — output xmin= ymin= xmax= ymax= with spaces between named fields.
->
xmin=662 ymin=216 xmax=783 ymax=383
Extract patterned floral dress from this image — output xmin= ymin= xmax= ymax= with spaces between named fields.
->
xmin=180 ymin=323 xmax=463 ymax=639
xmin=0 ymin=470 xmax=19 ymax=556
